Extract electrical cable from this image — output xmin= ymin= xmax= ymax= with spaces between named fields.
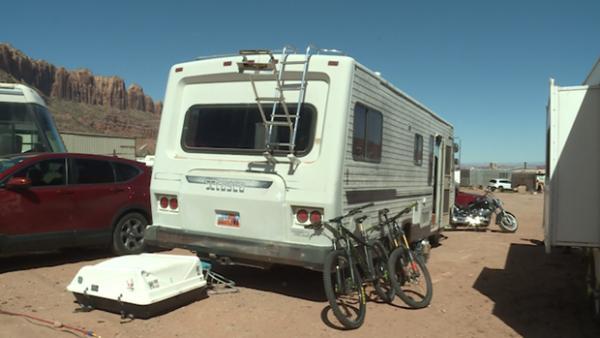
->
xmin=0 ymin=308 xmax=101 ymax=337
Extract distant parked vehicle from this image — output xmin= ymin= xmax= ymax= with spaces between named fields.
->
xmin=451 ymin=189 xmax=518 ymax=232
xmin=0 ymin=83 xmax=65 ymax=156
xmin=487 ymin=178 xmax=512 ymax=192
xmin=0 ymin=153 xmax=151 ymax=255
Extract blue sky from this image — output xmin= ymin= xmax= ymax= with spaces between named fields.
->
xmin=3 ymin=0 xmax=599 ymax=163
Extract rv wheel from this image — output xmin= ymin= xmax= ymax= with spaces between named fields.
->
xmin=112 ymin=212 xmax=148 ymax=255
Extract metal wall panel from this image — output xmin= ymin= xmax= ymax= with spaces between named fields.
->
xmin=460 ymin=168 xmax=512 ymax=188
xmin=548 ymin=85 xmax=600 ymax=246
xmin=61 ymin=133 xmax=136 ymax=160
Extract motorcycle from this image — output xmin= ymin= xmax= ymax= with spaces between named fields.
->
xmin=450 ymin=189 xmax=518 ymax=232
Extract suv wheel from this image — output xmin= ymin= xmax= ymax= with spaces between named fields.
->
xmin=112 ymin=212 xmax=148 ymax=255
xmin=499 ymin=186 xmax=504 ymax=192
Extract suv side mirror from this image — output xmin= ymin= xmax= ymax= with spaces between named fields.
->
xmin=6 ymin=177 xmax=32 ymax=190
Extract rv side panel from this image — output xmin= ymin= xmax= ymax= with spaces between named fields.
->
xmin=342 ymin=66 xmax=454 ymax=240
xmin=546 ymin=82 xmax=600 ymax=247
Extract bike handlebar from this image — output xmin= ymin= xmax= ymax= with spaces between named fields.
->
xmin=348 ymin=202 xmax=375 ymax=216
xmin=379 ymin=202 xmax=418 ymax=223
xmin=328 ymin=202 xmax=374 ymax=223
xmin=303 ymin=202 xmax=375 ymax=229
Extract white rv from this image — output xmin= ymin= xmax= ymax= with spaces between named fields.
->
xmin=145 ymin=47 xmax=455 ymax=270
xmin=545 ymin=58 xmax=600 ymax=314
xmin=0 ymin=83 xmax=65 ymax=155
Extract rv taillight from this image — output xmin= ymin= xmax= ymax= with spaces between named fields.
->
xmin=160 ymin=197 xmax=169 ymax=209
xmin=310 ymin=211 xmax=322 ymax=224
xmin=169 ymin=198 xmax=178 ymax=210
xmin=296 ymin=209 xmax=309 ymax=223
xmin=175 ymin=67 xmax=183 ymax=73
xmin=223 ymin=61 xmax=232 ymax=66
xmin=328 ymin=61 xmax=339 ymax=66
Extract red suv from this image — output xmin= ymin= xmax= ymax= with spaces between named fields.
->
xmin=0 ymin=153 xmax=151 ymax=255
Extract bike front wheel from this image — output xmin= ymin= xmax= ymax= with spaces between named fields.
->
xmin=371 ymin=241 xmax=395 ymax=303
xmin=388 ymin=247 xmax=433 ymax=308
xmin=323 ymin=249 xmax=366 ymax=329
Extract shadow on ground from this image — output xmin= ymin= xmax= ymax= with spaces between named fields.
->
xmin=0 ymin=248 xmax=111 ymax=274
xmin=473 ymin=242 xmax=600 ymax=338
xmin=212 ymin=264 xmax=326 ymax=302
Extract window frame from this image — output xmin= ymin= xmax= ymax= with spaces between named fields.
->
xmin=180 ymin=103 xmax=318 ymax=157
xmin=352 ymin=102 xmax=383 ymax=163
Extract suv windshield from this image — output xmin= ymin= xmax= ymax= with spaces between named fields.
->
xmin=181 ymin=104 xmax=316 ymax=155
xmin=0 ymin=102 xmax=65 ymax=156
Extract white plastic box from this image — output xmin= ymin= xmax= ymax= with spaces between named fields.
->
xmin=67 ymin=254 xmax=207 ymax=318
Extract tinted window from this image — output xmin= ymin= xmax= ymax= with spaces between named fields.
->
xmin=490 ymin=179 xmax=497 ymax=183
xmin=72 ymin=159 xmax=114 ymax=184
xmin=414 ymin=134 xmax=424 ymax=166
xmin=114 ymin=162 xmax=141 ymax=182
xmin=13 ymin=158 xmax=66 ymax=187
xmin=352 ymin=103 xmax=382 ymax=163
xmin=182 ymin=104 xmax=315 ymax=154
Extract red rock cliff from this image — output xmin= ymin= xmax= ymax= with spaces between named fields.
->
xmin=0 ymin=43 xmax=161 ymax=114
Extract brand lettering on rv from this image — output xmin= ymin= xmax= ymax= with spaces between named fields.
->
xmin=206 ymin=179 xmax=245 ymax=193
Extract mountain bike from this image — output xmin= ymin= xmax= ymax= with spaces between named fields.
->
xmin=305 ymin=202 xmax=393 ymax=329
xmin=379 ymin=204 xmax=433 ymax=308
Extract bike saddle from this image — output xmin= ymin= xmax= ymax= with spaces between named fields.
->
xmin=355 ymin=215 xmax=368 ymax=223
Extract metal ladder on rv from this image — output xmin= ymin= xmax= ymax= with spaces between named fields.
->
xmin=237 ymin=46 xmax=314 ymax=163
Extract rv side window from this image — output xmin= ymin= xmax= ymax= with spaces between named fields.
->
xmin=414 ymin=134 xmax=424 ymax=166
xmin=445 ymin=145 xmax=453 ymax=175
xmin=352 ymin=103 xmax=382 ymax=163
xmin=181 ymin=104 xmax=316 ymax=155
xmin=427 ymin=135 xmax=434 ymax=185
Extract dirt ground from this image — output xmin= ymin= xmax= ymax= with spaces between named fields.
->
xmin=1 ymin=191 xmax=599 ymax=338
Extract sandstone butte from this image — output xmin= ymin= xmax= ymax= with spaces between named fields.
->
xmin=0 ymin=43 xmax=162 ymax=114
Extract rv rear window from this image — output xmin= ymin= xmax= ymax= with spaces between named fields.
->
xmin=352 ymin=103 xmax=382 ymax=163
xmin=181 ymin=104 xmax=315 ymax=155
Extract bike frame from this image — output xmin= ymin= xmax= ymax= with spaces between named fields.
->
xmin=330 ymin=219 xmax=378 ymax=284
xmin=379 ymin=205 xmax=419 ymax=269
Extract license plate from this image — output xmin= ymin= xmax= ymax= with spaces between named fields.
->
xmin=216 ymin=211 xmax=240 ymax=227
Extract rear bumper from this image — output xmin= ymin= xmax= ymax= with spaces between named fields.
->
xmin=144 ymin=226 xmax=330 ymax=271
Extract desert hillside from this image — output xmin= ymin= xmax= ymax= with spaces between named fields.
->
xmin=0 ymin=44 xmax=160 ymax=154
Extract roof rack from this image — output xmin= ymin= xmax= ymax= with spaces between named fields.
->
xmin=193 ymin=46 xmax=345 ymax=61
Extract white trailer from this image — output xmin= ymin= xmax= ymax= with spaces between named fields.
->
xmin=545 ymin=57 xmax=600 ymax=314
xmin=145 ymin=47 xmax=455 ymax=270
